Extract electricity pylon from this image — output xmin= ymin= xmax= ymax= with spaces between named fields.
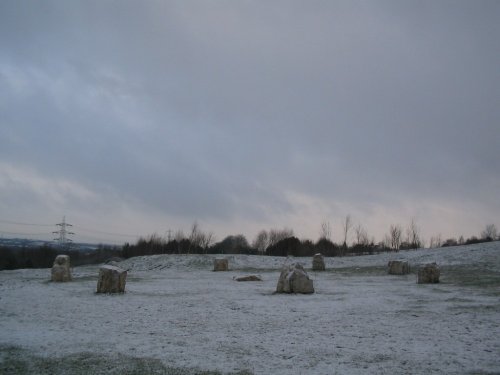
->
xmin=53 ymin=216 xmax=74 ymax=249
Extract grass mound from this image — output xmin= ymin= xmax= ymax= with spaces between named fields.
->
xmin=0 ymin=346 xmax=253 ymax=375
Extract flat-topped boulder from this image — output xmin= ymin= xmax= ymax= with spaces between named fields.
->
xmin=234 ymin=275 xmax=262 ymax=282
xmin=51 ymin=255 xmax=72 ymax=282
xmin=213 ymin=258 xmax=229 ymax=271
xmin=97 ymin=265 xmax=127 ymax=293
xmin=388 ymin=260 xmax=410 ymax=275
xmin=417 ymin=263 xmax=440 ymax=284
xmin=312 ymin=253 xmax=326 ymax=271
xmin=276 ymin=263 xmax=314 ymax=294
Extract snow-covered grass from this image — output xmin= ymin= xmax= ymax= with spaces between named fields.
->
xmin=1 ymin=242 xmax=499 ymax=374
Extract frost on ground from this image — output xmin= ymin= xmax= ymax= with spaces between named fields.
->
xmin=1 ymin=242 xmax=499 ymax=375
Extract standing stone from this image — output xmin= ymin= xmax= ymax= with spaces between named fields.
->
xmin=51 ymin=255 xmax=72 ymax=282
xmin=417 ymin=263 xmax=440 ymax=284
xmin=388 ymin=260 xmax=410 ymax=275
xmin=213 ymin=258 xmax=229 ymax=271
xmin=276 ymin=263 xmax=314 ymax=294
xmin=312 ymin=253 xmax=326 ymax=271
xmin=97 ymin=265 xmax=127 ymax=293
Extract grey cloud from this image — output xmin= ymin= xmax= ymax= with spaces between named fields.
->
xmin=1 ymin=1 xmax=499 ymax=240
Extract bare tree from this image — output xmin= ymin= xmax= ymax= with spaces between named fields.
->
xmin=319 ymin=221 xmax=332 ymax=241
xmin=406 ymin=218 xmax=422 ymax=249
xmin=173 ymin=230 xmax=185 ymax=254
xmin=342 ymin=215 xmax=352 ymax=248
xmin=429 ymin=234 xmax=442 ymax=249
xmin=188 ymin=221 xmax=202 ymax=251
xmin=481 ymin=224 xmax=498 ymax=240
xmin=252 ymin=230 xmax=269 ymax=254
xmin=268 ymin=227 xmax=294 ymax=248
xmin=383 ymin=234 xmax=392 ymax=249
xmin=389 ymin=224 xmax=403 ymax=251
xmin=174 ymin=230 xmax=185 ymax=242
xmin=189 ymin=221 xmax=215 ymax=253
xmin=354 ymin=223 xmax=369 ymax=246
xmin=200 ymin=231 xmax=216 ymax=252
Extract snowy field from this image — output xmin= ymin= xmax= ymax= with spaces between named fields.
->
xmin=1 ymin=242 xmax=500 ymax=374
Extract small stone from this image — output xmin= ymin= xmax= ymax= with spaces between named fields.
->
xmin=51 ymin=255 xmax=72 ymax=282
xmin=388 ymin=260 xmax=410 ymax=275
xmin=213 ymin=258 xmax=229 ymax=271
xmin=97 ymin=265 xmax=127 ymax=293
xmin=234 ymin=275 xmax=262 ymax=282
xmin=417 ymin=263 xmax=440 ymax=284
xmin=312 ymin=253 xmax=326 ymax=271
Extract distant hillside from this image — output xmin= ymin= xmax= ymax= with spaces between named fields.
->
xmin=0 ymin=237 xmax=108 ymax=251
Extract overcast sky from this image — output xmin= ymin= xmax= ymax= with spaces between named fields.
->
xmin=1 ymin=1 xmax=499 ymax=245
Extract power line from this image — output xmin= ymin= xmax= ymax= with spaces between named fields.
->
xmin=72 ymin=225 xmax=140 ymax=238
xmin=0 ymin=217 xmax=141 ymax=241
xmin=0 ymin=219 xmax=54 ymax=227
xmin=0 ymin=230 xmax=52 ymax=236
xmin=0 ymin=218 xmax=139 ymax=237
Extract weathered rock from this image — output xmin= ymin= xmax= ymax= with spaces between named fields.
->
xmin=312 ymin=253 xmax=326 ymax=271
xmin=417 ymin=263 xmax=440 ymax=284
xmin=51 ymin=255 xmax=72 ymax=282
xmin=276 ymin=263 xmax=314 ymax=294
xmin=96 ymin=265 xmax=127 ymax=293
xmin=234 ymin=275 xmax=262 ymax=282
xmin=213 ymin=258 xmax=229 ymax=271
xmin=388 ymin=260 xmax=410 ymax=275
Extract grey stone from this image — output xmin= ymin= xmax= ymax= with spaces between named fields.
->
xmin=388 ymin=260 xmax=410 ymax=275
xmin=276 ymin=263 xmax=314 ymax=294
xmin=417 ymin=263 xmax=440 ymax=284
xmin=213 ymin=258 xmax=229 ymax=271
xmin=312 ymin=253 xmax=326 ymax=271
xmin=97 ymin=265 xmax=127 ymax=293
xmin=51 ymin=255 xmax=72 ymax=282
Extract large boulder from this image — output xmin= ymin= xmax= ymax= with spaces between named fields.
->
xmin=276 ymin=263 xmax=314 ymax=294
xmin=97 ymin=265 xmax=127 ymax=293
xmin=312 ymin=253 xmax=326 ymax=271
xmin=51 ymin=255 xmax=72 ymax=282
xmin=213 ymin=258 xmax=229 ymax=271
xmin=417 ymin=263 xmax=440 ymax=284
xmin=388 ymin=260 xmax=410 ymax=275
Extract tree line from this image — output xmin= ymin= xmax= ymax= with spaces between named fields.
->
xmin=0 ymin=221 xmax=498 ymax=270
xmin=121 ymin=220 xmax=499 ymax=258
xmin=0 ymin=244 xmax=121 ymax=270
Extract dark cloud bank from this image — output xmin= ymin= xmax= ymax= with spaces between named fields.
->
xmin=1 ymin=1 xmax=499 ymax=244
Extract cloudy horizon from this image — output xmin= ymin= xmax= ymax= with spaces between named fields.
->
xmin=1 ymin=1 xmax=499 ymax=246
